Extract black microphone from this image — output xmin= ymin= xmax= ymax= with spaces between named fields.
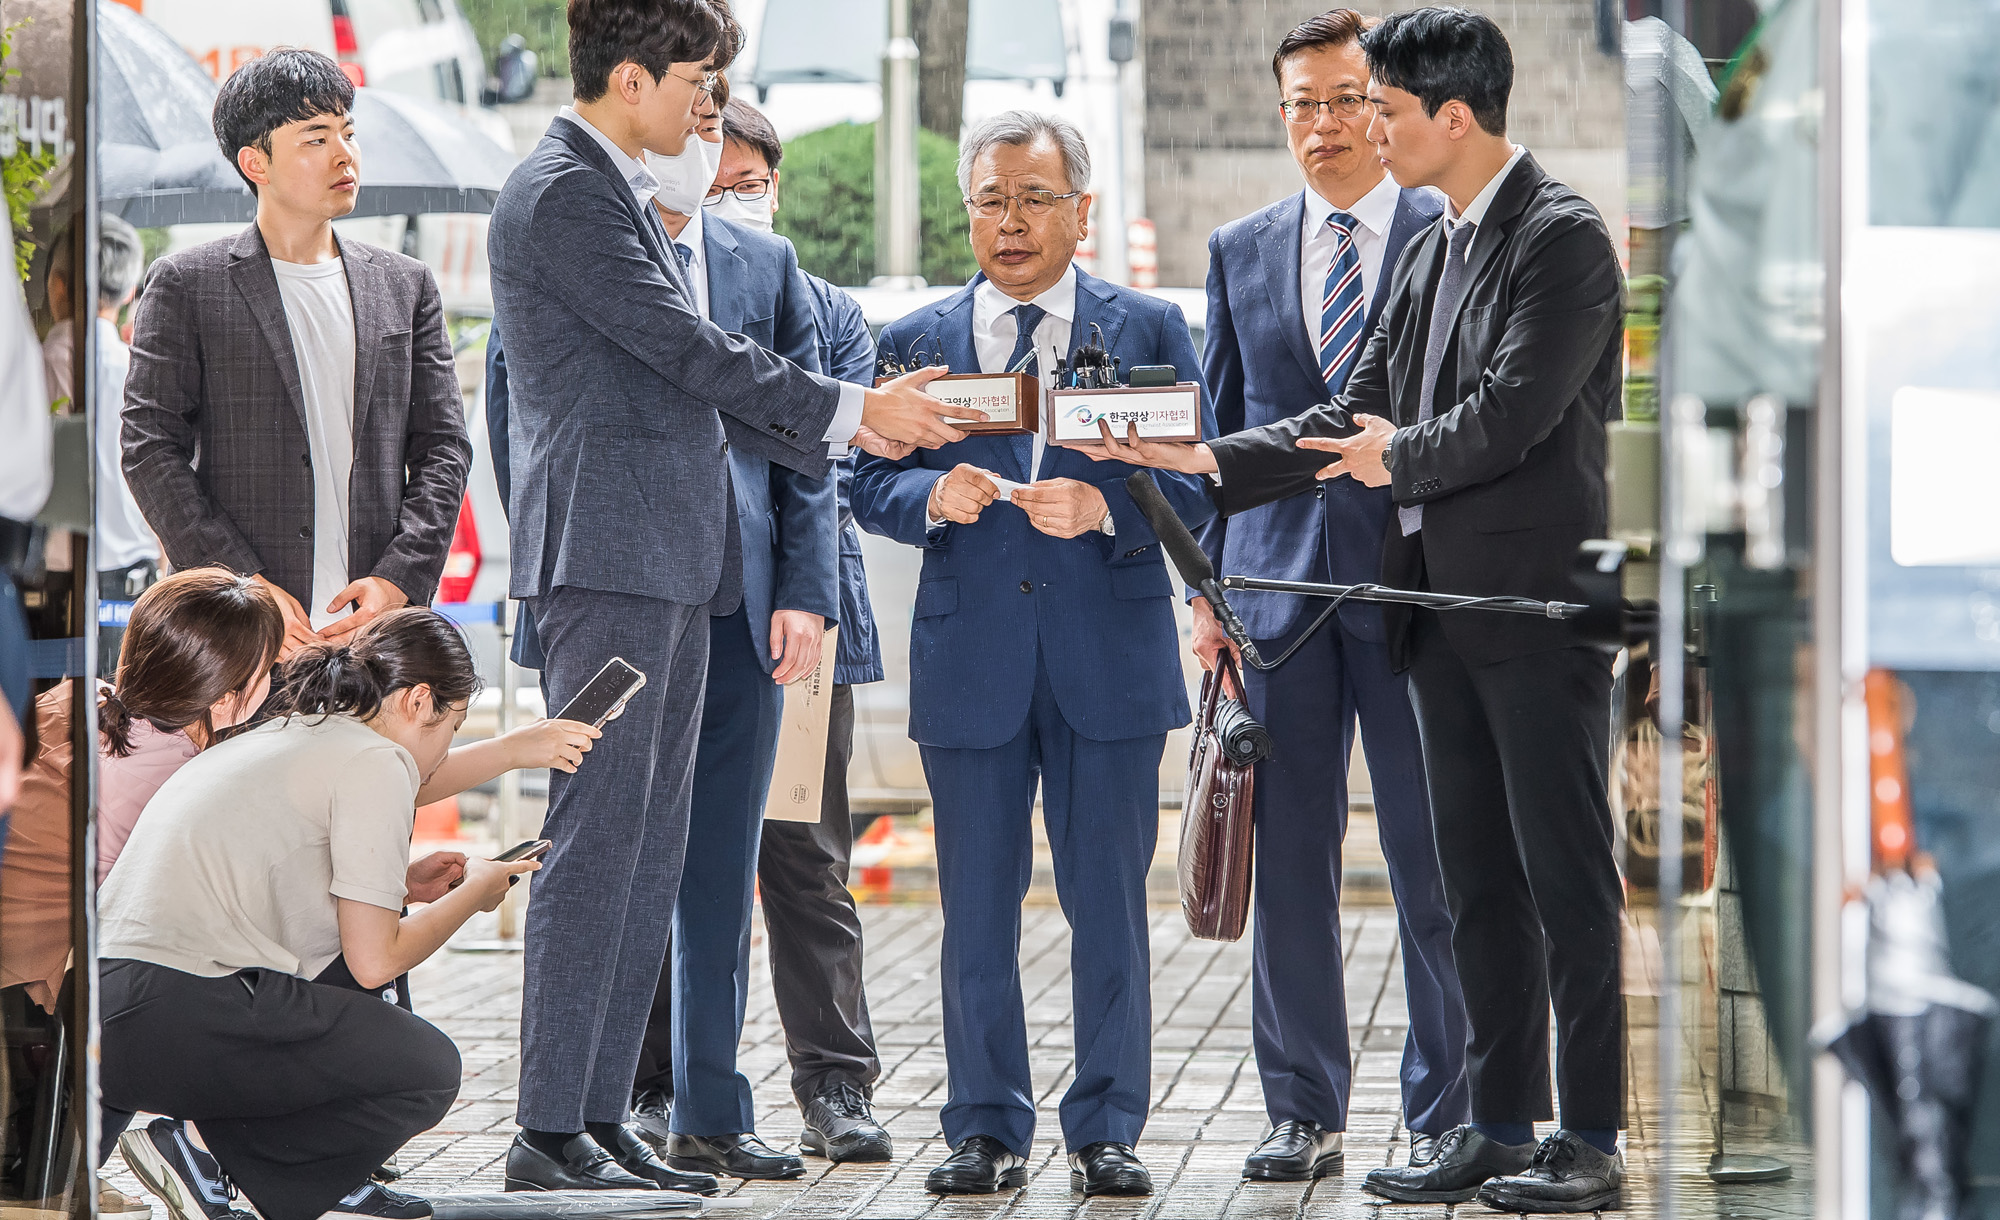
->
xmin=1124 ymin=471 xmax=1265 ymax=670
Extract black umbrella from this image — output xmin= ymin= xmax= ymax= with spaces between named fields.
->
xmin=16 ymin=0 xmax=517 ymax=225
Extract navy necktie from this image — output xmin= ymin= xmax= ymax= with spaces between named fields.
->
xmin=1318 ymin=211 xmax=1366 ymax=394
xmin=1400 ymin=221 xmax=1477 ymax=537
xmin=1006 ymin=303 xmax=1047 ymax=374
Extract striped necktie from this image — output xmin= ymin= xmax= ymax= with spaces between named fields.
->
xmin=1317 ymin=211 xmax=1366 ymax=394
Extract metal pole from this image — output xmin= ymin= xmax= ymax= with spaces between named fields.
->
xmin=875 ymin=0 xmax=925 ymax=288
xmin=495 ymin=600 xmax=523 ymax=940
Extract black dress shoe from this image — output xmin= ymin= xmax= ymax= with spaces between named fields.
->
xmin=629 ymin=1088 xmax=674 ymax=1152
xmin=1069 ymin=1142 xmax=1152 ymax=1197
xmin=1476 ymin=1131 xmax=1623 ymax=1213
xmin=596 ymin=1123 xmax=720 ymax=1195
xmin=1243 ymin=1121 xmax=1343 ymax=1182
xmin=1361 ymin=1125 xmax=1534 ymax=1203
xmin=1408 ymin=1132 xmax=1441 ymax=1167
xmin=800 ymin=1079 xmax=892 ymax=1163
xmin=504 ymin=1133 xmax=657 ymax=1192
xmin=663 ymin=1132 xmax=805 ymax=1181
xmin=925 ymin=1135 xmax=1027 ymax=1195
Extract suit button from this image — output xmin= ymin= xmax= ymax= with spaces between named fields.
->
xmin=721 ymin=441 xmax=729 ymax=454
xmin=1315 ymin=485 xmax=1324 ymax=499
xmin=785 ymin=429 xmax=799 ymax=439
xmin=298 ymin=525 xmax=312 ymax=539
xmin=1019 ymin=580 xmax=1032 ymax=594
xmin=301 ymin=452 xmax=311 ymax=466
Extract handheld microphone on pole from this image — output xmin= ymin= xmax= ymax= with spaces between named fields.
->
xmin=1122 ymin=472 xmax=1656 ymax=661
xmin=1124 ymin=472 xmax=1267 ymax=670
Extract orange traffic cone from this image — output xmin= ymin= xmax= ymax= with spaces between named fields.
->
xmin=414 ymin=795 xmax=465 ymax=841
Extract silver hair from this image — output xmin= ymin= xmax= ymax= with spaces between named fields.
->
xmin=98 ymin=215 xmax=145 ymax=306
xmin=956 ymin=110 xmax=1092 ymax=195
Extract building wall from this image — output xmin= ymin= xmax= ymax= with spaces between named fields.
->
xmin=1141 ymin=0 xmax=1626 ymax=286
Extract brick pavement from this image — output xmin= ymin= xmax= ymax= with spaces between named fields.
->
xmin=104 ymin=898 xmax=1817 ymax=1218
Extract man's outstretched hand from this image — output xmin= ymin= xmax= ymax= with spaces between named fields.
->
xmin=1296 ymin=414 xmax=1395 ymax=486
xmin=859 ymin=365 xmax=987 ymax=449
xmin=1084 ymin=421 xmax=1219 ymax=474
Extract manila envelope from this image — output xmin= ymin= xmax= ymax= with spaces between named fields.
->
xmin=763 ymin=626 xmax=837 ymax=824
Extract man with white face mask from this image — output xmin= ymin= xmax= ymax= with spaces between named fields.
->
xmin=691 ymin=96 xmax=895 ymax=1168
xmin=626 ymin=84 xmax=842 ymax=1184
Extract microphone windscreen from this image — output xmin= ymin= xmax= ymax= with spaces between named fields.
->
xmin=1125 ymin=471 xmax=1214 ymax=587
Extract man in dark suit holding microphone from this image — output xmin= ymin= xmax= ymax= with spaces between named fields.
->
xmin=1194 ymin=9 xmax=1464 ymax=1183
xmin=1100 ymin=8 xmax=1626 ymax=1212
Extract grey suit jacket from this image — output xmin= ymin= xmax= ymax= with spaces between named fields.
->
xmin=487 ymin=116 xmax=842 ymax=608
xmin=121 ymin=225 xmax=471 ymax=607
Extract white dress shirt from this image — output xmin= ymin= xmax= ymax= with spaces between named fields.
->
xmin=667 ymin=205 xmax=709 ymax=320
xmin=1444 ymin=143 xmax=1527 ymax=253
xmin=1299 ymin=170 xmax=1403 ymax=346
xmin=972 ymin=262 xmax=1076 ymax=478
xmin=556 ymin=108 xmax=862 ymax=448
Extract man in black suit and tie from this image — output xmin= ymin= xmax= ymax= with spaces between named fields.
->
xmin=1099 ymin=8 xmax=1625 ymax=1213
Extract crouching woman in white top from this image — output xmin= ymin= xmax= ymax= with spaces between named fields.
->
xmin=97 ymin=608 xmax=540 ymax=1220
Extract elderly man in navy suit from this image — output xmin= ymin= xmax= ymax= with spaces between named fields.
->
xmin=853 ymin=111 xmax=1216 ymax=1200
xmin=1190 ymin=10 xmax=1466 ymax=1183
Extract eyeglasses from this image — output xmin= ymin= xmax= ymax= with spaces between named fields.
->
xmin=1278 ymin=94 xmax=1371 ymax=124
xmin=707 ymin=178 xmax=771 ymax=203
xmin=964 ymin=189 xmax=1083 ymax=219
xmin=668 ymin=67 xmax=719 ymax=94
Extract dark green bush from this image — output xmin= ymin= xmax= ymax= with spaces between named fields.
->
xmin=775 ymin=120 xmax=978 ymax=289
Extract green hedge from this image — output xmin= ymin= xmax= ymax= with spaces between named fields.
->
xmin=775 ymin=120 xmax=978 ymax=289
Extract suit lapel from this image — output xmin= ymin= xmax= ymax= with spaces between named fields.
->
xmin=225 ymin=226 xmax=310 ymax=436
xmin=1256 ymin=193 xmax=1320 ymax=387
xmin=1398 ymin=225 xmax=1448 ymax=427
xmin=1372 ymin=190 xmax=1439 ymax=334
xmin=551 ymin=116 xmax=689 ymax=294
xmin=1439 ymin=156 xmax=1543 ymax=358
xmin=339 ymin=234 xmax=386 ymax=443
xmin=703 ymin=220 xmax=746 ymax=330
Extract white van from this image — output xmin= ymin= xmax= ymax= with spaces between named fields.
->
xmin=128 ymin=0 xmax=507 ymax=149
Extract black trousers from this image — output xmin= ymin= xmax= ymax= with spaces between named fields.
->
xmin=1404 ymin=611 xmax=1625 ymax=1130
xmin=99 ymin=960 xmax=460 ymax=1220
xmin=757 ymin=682 xmax=882 ymax=1103
xmin=634 ymin=684 xmax=882 ymax=1105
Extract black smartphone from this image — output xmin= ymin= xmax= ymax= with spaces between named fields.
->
xmin=494 ymin=839 xmax=553 ymax=863
xmin=554 ymin=658 xmax=647 ymax=728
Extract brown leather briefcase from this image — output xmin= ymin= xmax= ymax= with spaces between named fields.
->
xmin=1180 ymin=654 xmax=1267 ymax=941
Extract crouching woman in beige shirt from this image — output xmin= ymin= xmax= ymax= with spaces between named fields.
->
xmin=97 ymin=608 xmax=541 ymax=1220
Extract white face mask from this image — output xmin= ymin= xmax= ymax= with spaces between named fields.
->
xmin=645 ymin=132 xmax=722 ymax=216
xmin=703 ymin=188 xmax=774 ymax=233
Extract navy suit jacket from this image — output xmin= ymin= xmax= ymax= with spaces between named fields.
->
xmin=487 ymin=116 xmax=841 ymax=610
xmin=1197 ymin=186 xmax=1443 ymax=641
xmin=852 ymin=269 xmax=1217 ymax=750
xmin=704 ymin=217 xmax=839 ymax=671
xmin=803 ymin=273 xmax=885 ymax=686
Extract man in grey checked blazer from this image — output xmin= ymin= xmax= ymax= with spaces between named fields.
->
xmin=486 ymin=0 xmax=973 ymax=1190
xmin=123 ymin=53 xmax=469 ymax=648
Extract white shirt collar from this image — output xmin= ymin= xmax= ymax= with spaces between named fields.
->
xmin=973 ymin=261 xmax=1079 ymax=331
xmin=1302 ymin=170 xmax=1401 ymax=238
xmin=1450 ymin=143 xmax=1526 ymax=230
xmin=671 ymin=205 xmax=705 ymax=261
xmin=558 ymin=106 xmax=661 ymax=205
